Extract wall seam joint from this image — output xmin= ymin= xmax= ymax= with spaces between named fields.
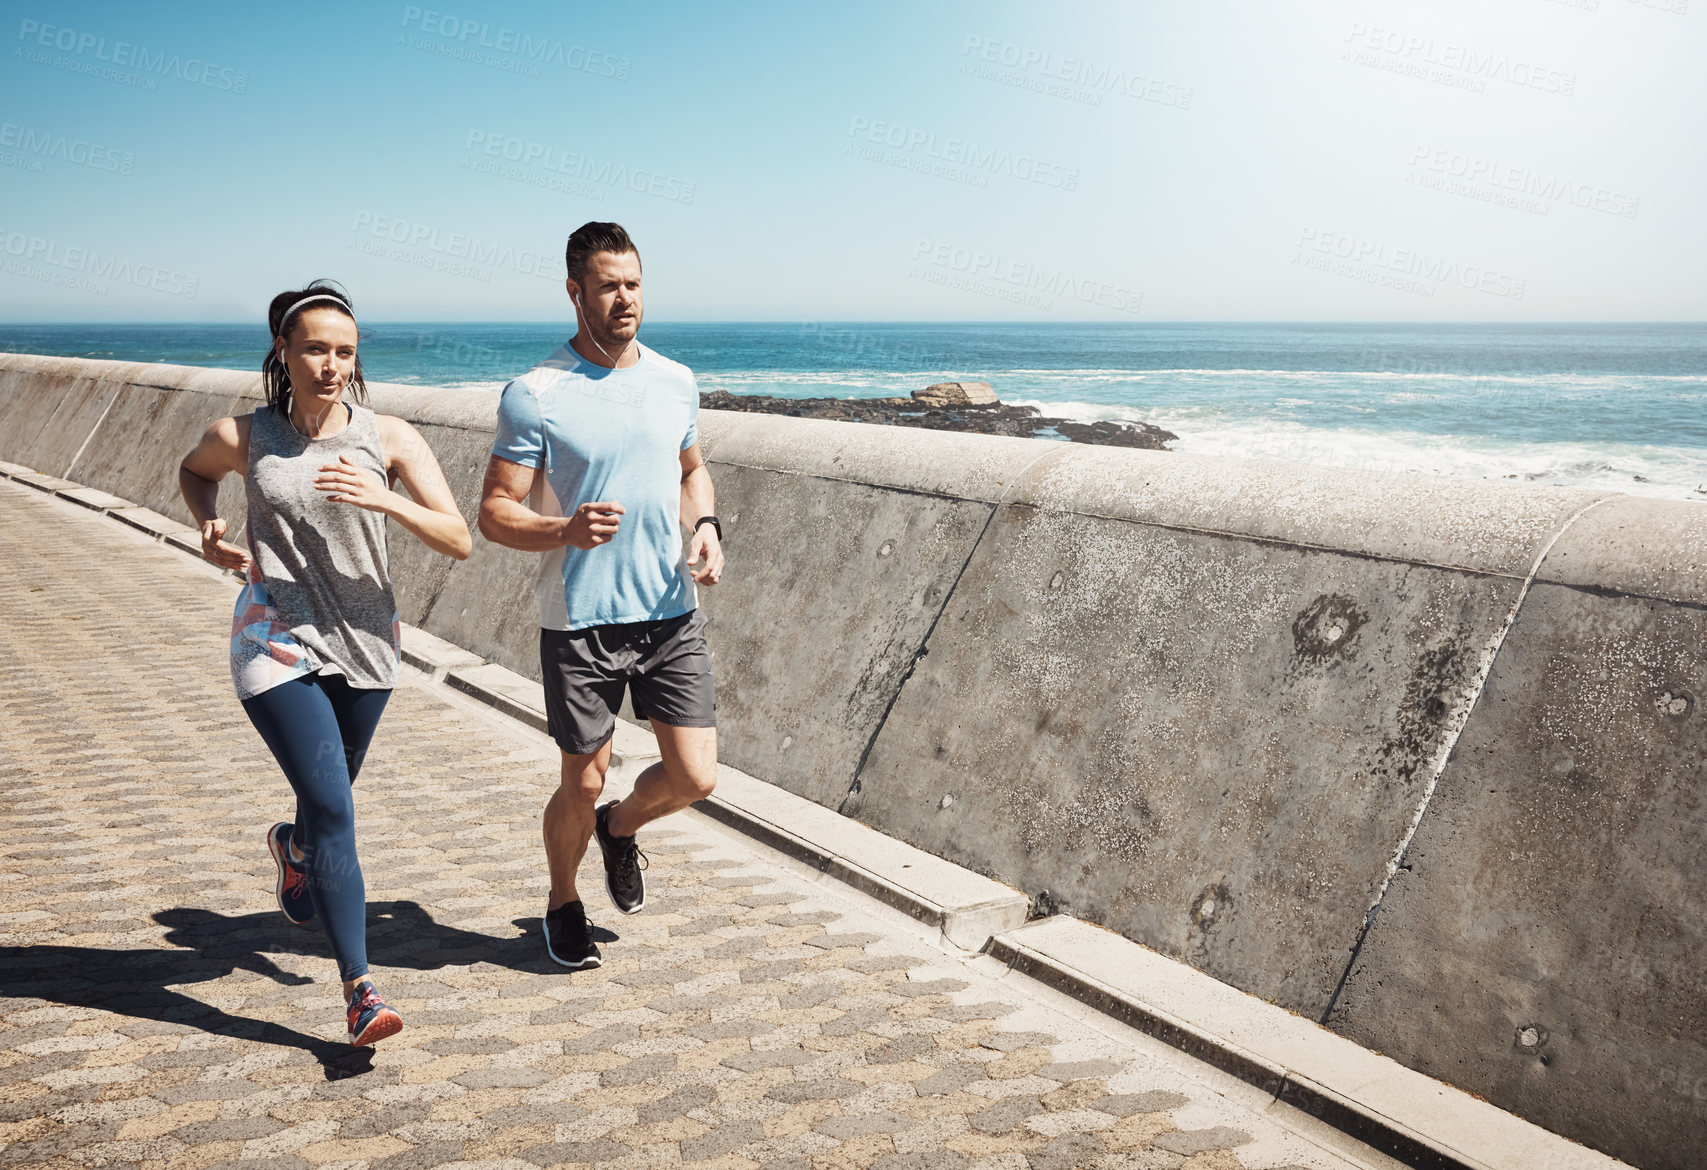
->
xmin=837 ymin=445 xmax=1072 ymax=814
xmin=1317 ymin=493 xmax=1615 ymax=1025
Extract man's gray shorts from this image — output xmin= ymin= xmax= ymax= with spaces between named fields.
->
xmin=540 ymin=609 xmax=716 ymax=756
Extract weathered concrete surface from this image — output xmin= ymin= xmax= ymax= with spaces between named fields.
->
xmin=3 ymin=352 xmax=1702 ymax=1167
xmin=847 ymin=502 xmax=1524 ymax=1017
xmin=991 ymin=916 xmax=1629 ymax=1170
xmin=1328 ymin=495 xmax=1707 ymax=1170
xmin=0 ymin=479 xmax=1385 ymax=1170
xmin=697 ymin=418 xmax=1066 ymax=808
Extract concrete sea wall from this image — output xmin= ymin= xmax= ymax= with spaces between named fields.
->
xmin=1 ymin=353 xmax=1701 ymax=1168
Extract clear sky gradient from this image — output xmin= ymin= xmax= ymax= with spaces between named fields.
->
xmin=1 ymin=0 xmax=1702 ymax=322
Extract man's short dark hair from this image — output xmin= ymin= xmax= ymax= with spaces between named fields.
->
xmin=565 ymin=222 xmax=640 ymax=284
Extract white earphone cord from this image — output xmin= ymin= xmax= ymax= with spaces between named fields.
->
xmin=574 ymin=294 xmax=633 ymax=366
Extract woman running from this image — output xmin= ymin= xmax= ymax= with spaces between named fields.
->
xmin=179 ymin=281 xmax=471 ymax=1046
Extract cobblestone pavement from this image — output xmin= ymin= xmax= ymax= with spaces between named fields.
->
xmin=0 ymin=480 xmax=1384 ymax=1170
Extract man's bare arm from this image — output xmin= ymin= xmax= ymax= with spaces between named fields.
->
xmin=679 ymin=441 xmax=722 ymax=585
xmin=478 ymin=454 xmax=625 ymax=551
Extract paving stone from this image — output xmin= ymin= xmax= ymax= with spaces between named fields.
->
xmin=705 ymin=935 xmax=770 ymax=959
xmin=936 ymin=1002 xmax=1017 ymax=1022
xmin=893 ymin=978 xmax=970 ymax=998
xmin=1096 ymin=1091 xmax=1190 ymax=1117
xmin=766 ymin=1077 xmax=864 ymax=1103
xmin=868 ymin=1035 xmax=937 ymax=1064
xmin=806 ymin=932 xmax=884 ymax=949
xmin=767 ymin=911 xmax=841 ymax=927
xmin=420 ymin=1037 xmax=517 ymax=1055
xmin=370 ymin=1140 xmax=469 ymax=1169
xmin=452 ymin=1066 xmax=551 ymax=1088
xmin=688 ymin=1018 xmax=773 ymax=1041
xmin=1152 ymin=1126 xmax=1252 ymax=1154
xmin=971 ymin=1094 xmax=1046 ymax=1133
xmin=1029 ymin=1131 xmax=1106 ymax=1170
xmin=821 ymin=1005 xmax=890 ymax=1037
xmin=522 ymin=1138 xmax=629 ymax=1164
xmin=777 ymin=984 xmax=842 ymax=1012
xmin=680 ymin=1116 xmax=764 ymax=1159
xmin=340 ymin=1103 xmax=433 ymax=1138
xmin=916 ymin=1066 xmax=988 ymax=1096
xmin=609 ymin=967 xmax=695 ymax=987
xmin=1035 ymin=1059 xmax=1123 ymax=1083
xmin=562 ymin=1021 xmax=640 ymax=1053
xmin=482 ymin=1101 xmax=589 ymax=1126
xmin=871 ymin=1151 xmax=970 ymax=1170
xmin=176 ymin=1115 xmax=289 ymax=1143
xmin=647 ymin=993 xmax=726 ymax=1014
xmin=814 ymin=1111 xmax=916 ymax=1138
xmin=742 ymin=958 xmax=806 ymax=982
xmin=636 ymin=1082 xmax=716 ymax=1123
xmin=980 ymin=1031 xmax=1059 ymax=1053
xmin=601 ymin=1052 xmax=676 ymax=1085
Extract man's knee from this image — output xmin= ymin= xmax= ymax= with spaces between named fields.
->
xmin=558 ymin=750 xmax=609 ymax=804
xmin=666 ymin=755 xmax=717 ymax=802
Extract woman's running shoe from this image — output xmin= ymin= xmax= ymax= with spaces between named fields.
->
xmin=266 ymin=822 xmax=315 ymax=925
xmin=346 ymin=980 xmax=403 ymax=1046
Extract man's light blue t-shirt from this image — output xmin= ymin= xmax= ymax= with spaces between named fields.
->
xmin=491 ymin=341 xmax=699 ymax=631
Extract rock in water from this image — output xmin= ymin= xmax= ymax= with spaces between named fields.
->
xmin=698 ymin=390 xmax=1176 ymax=451
xmin=913 ymin=381 xmax=998 ymax=407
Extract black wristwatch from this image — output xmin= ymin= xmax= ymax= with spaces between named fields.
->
xmin=693 ymin=515 xmax=722 ymax=540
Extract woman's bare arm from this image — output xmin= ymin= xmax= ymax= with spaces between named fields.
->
xmin=178 ymin=415 xmax=251 ymax=572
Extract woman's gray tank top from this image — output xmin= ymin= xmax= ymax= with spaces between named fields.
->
xmin=245 ymin=402 xmax=398 ymax=690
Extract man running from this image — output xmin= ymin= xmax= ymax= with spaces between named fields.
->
xmin=479 ymin=221 xmax=724 ymax=969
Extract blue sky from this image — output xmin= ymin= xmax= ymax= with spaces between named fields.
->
xmin=1 ymin=0 xmax=1702 ymax=322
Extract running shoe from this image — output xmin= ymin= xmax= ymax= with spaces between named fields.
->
xmin=266 ymin=822 xmax=315 ymax=926
xmin=345 ymin=980 xmax=403 ymax=1046
xmin=593 ymin=801 xmax=648 ymax=914
xmin=542 ymin=900 xmax=602 ymax=969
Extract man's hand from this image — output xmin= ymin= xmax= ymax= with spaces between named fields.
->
xmin=561 ymin=501 xmax=625 ymax=549
xmin=199 ymin=518 xmax=251 ymax=573
xmin=686 ymin=525 xmax=723 ymax=585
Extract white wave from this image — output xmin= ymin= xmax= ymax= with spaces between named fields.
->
xmin=1004 ymin=367 xmax=1707 ymax=385
xmin=1158 ymin=419 xmax=1707 ymax=502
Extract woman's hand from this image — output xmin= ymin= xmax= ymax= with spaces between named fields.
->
xmin=199 ymin=518 xmax=251 ymax=572
xmin=315 ymin=454 xmax=395 ymax=514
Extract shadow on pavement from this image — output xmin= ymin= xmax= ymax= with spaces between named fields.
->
xmin=0 ymin=900 xmax=617 ymax=1080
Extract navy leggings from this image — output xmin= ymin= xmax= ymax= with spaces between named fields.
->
xmin=241 ymin=671 xmax=390 ymax=982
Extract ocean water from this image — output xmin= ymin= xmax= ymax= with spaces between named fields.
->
xmin=3 ymin=321 xmax=1702 ymax=501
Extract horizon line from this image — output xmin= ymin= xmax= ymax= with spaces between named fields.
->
xmin=4 ymin=319 xmax=1706 ymax=328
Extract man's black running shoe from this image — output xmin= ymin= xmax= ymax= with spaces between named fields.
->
xmin=594 ymin=801 xmax=647 ymax=914
xmin=542 ymin=900 xmax=602 ymax=969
